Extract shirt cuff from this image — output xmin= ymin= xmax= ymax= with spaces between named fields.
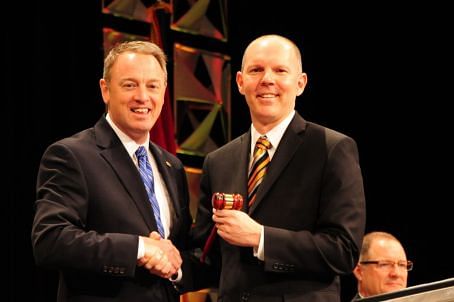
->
xmin=169 ymin=268 xmax=182 ymax=283
xmin=253 ymin=225 xmax=265 ymax=260
xmin=137 ymin=236 xmax=145 ymax=259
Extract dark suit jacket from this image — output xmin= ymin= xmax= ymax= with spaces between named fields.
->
xmin=192 ymin=113 xmax=366 ymax=302
xmin=31 ymin=116 xmax=193 ymax=302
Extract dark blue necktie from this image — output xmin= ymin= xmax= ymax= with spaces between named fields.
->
xmin=135 ymin=146 xmax=165 ymax=237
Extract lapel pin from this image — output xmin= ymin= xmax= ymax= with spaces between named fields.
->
xmin=165 ymin=161 xmax=172 ymax=167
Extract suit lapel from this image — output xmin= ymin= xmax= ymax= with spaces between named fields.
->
xmin=248 ymin=114 xmax=307 ymax=214
xmin=149 ymin=143 xmax=181 ymax=220
xmin=95 ymin=117 xmax=156 ymax=231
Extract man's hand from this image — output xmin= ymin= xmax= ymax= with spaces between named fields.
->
xmin=137 ymin=232 xmax=182 ymax=278
xmin=213 ymin=209 xmax=261 ymax=247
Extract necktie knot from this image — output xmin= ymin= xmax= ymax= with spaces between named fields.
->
xmin=135 ymin=146 xmax=147 ymax=160
xmin=256 ymin=136 xmax=271 ymax=150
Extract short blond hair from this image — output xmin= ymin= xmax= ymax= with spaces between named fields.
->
xmin=103 ymin=40 xmax=167 ymax=82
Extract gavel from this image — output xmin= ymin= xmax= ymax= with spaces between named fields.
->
xmin=211 ymin=192 xmax=243 ymax=210
xmin=200 ymin=193 xmax=244 ymax=263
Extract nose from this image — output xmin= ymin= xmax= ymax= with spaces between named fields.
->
xmin=389 ymin=263 xmax=406 ymax=276
xmin=260 ymin=69 xmax=275 ymax=84
xmin=135 ymin=85 xmax=149 ymax=102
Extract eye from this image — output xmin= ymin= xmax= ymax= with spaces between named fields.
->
xmin=148 ymin=84 xmax=158 ymax=89
xmin=122 ymin=82 xmax=137 ymax=89
xmin=275 ymin=68 xmax=289 ymax=74
xmin=378 ymin=261 xmax=394 ymax=269
xmin=248 ymin=66 xmax=263 ymax=73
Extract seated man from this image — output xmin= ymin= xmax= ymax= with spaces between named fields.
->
xmin=351 ymin=231 xmax=413 ymax=301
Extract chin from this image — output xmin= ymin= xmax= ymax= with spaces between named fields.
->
xmin=385 ymin=285 xmax=404 ymax=292
xmin=138 ymin=119 xmax=155 ymax=128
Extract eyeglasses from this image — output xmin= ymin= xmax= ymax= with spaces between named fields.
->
xmin=360 ymin=260 xmax=413 ymax=271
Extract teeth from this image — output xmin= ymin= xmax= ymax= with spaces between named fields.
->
xmin=259 ymin=94 xmax=276 ymax=98
xmin=132 ymin=108 xmax=148 ymax=113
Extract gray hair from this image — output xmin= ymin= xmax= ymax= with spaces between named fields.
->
xmin=359 ymin=231 xmax=402 ymax=260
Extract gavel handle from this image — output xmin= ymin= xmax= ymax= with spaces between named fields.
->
xmin=200 ymin=225 xmax=218 ymax=263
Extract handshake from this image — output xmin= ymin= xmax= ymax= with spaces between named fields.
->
xmin=137 ymin=231 xmax=181 ymax=280
xmin=136 ymin=193 xmax=246 ymax=276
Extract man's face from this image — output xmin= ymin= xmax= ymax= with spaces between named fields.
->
xmin=355 ymin=239 xmax=408 ymax=297
xmin=236 ymin=36 xmax=307 ymax=131
xmin=100 ymin=51 xmax=166 ymax=143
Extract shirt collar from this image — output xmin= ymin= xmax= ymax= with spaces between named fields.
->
xmin=250 ymin=110 xmax=295 ymax=151
xmin=106 ymin=113 xmax=150 ymax=158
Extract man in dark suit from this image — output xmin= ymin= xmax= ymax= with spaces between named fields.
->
xmin=191 ymin=35 xmax=366 ymax=301
xmin=31 ymin=41 xmax=193 ymax=302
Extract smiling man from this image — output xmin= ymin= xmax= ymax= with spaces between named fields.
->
xmin=32 ymin=41 xmax=193 ymax=302
xmin=191 ymin=34 xmax=366 ymax=302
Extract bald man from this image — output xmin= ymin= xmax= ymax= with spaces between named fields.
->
xmin=351 ymin=231 xmax=412 ymax=301
xmin=191 ymin=34 xmax=366 ymax=302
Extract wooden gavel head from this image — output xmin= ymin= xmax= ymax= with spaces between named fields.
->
xmin=211 ymin=193 xmax=243 ymax=210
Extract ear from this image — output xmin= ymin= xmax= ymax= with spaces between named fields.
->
xmin=296 ymin=72 xmax=308 ymax=96
xmin=99 ymin=79 xmax=109 ymax=105
xmin=236 ymin=71 xmax=245 ymax=95
xmin=353 ymin=264 xmax=363 ymax=281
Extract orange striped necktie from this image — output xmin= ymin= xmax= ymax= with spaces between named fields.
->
xmin=248 ymin=136 xmax=272 ymax=207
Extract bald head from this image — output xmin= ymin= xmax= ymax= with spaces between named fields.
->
xmin=241 ymin=35 xmax=303 ymax=72
xmin=354 ymin=231 xmax=409 ymax=298
xmin=359 ymin=232 xmax=404 ymax=261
